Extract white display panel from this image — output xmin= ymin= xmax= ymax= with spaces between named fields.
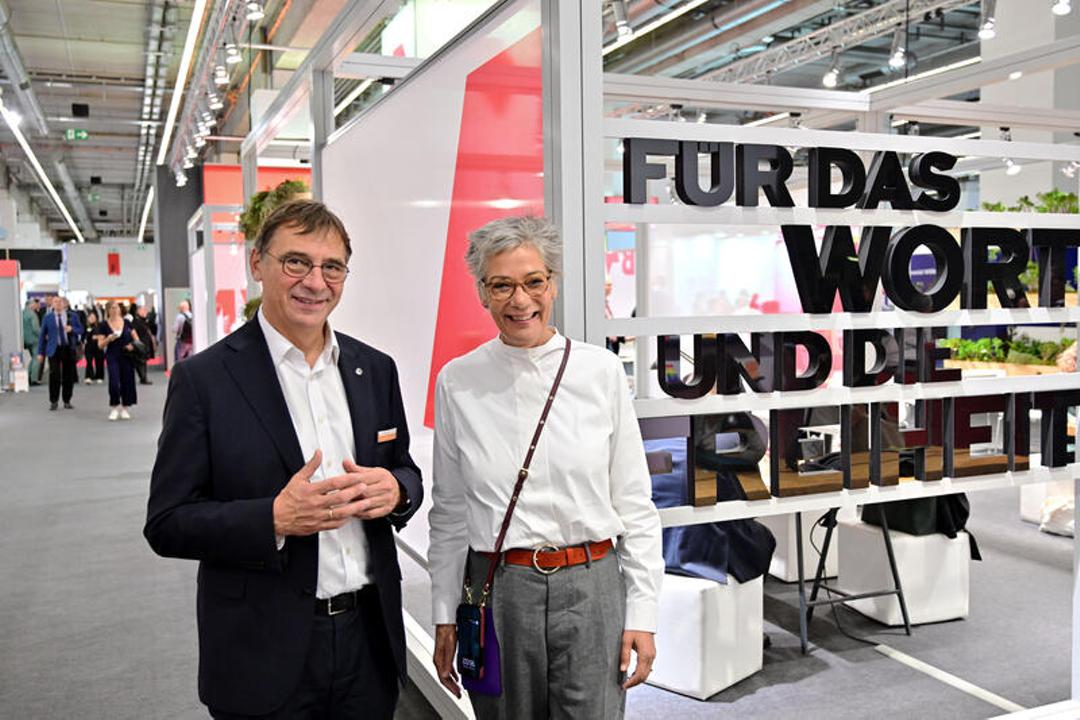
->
xmin=189 ymin=247 xmax=209 ymax=354
xmin=322 ymin=0 xmax=542 ymax=436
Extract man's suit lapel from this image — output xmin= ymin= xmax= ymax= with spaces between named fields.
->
xmin=222 ymin=321 xmax=304 ymax=480
xmin=336 ymin=335 xmax=375 ymax=466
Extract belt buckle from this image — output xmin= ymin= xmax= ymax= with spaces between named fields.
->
xmin=326 ymin=594 xmax=348 ymax=616
xmin=531 ymin=545 xmax=561 ymax=575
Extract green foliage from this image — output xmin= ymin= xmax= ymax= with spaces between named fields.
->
xmin=982 ymin=189 xmax=1079 ymax=214
xmin=939 ymin=336 xmax=1005 ymax=361
xmin=238 ymin=179 xmax=310 ymax=241
xmin=243 ymin=296 xmax=262 ymax=322
xmin=944 ymin=333 xmax=1076 ymax=366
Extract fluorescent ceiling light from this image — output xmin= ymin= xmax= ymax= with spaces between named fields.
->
xmin=868 ymin=56 xmax=981 ymax=93
xmin=1 ymin=102 xmax=85 ymax=242
xmin=137 ymin=186 xmax=155 ymax=243
xmin=156 ymin=0 xmax=209 ymax=165
xmin=333 ymin=78 xmax=375 ymax=116
xmin=603 ymin=0 xmax=712 ymax=56
xmin=744 ymin=111 xmax=790 ymax=127
xmin=1009 ymin=70 xmax=1023 ymax=80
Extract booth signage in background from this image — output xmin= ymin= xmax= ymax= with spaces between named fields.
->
xmin=622 ymin=138 xmax=1080 ymax=498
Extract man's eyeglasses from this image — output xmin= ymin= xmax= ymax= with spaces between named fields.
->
xmin=481 ymin=273 xmax=551 ymax=301
xmin=264 ymin=251 xmax=349 ymax=283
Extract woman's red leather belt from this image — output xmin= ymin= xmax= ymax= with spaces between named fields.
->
xmin=482 ymin=539 xmax=613 ymax=575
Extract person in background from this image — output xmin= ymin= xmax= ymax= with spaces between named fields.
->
xmin=131 ymin=304 xmax=154 ymax=385
xmin=35 ymin=296 xmax=48 ymax=322
xmin=83 ymin=310 xmax=106 ymax=385
xmin=22 ymin=299 xmax=41 ymax=386
xmin=174 ymin=300 xmax=193 ymax=362
xmin=429 ymin=216 xmax=663 ymax=719
xmin=97 ymin=300 xmax=140 ymax=420
xmin=37 ymin=296 xmax=82 ymax=411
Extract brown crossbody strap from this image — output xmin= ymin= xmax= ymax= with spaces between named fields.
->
xmin=480 ymin=336 xmax=572 ymax=597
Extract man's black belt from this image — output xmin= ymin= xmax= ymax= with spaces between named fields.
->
xmin=314 ymin=586 xmax=375 ymax=616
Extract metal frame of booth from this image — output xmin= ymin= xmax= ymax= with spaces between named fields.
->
xmin=239 ymin=0 xmax=1080 ymax=713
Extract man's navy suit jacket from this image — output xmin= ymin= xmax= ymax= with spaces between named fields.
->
xmin=144 ymin=318 xmax=423 ymax=715
xmin=37 ymin=309 xmax=82 ymax=357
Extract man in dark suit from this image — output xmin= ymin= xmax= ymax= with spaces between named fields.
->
xmin=37 ymin=295 xmax=82 ymax=410
xmin=145 ymin=200 xmax=423 ymax=719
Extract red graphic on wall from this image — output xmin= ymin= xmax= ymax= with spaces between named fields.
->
xmin=424 ymin=28 xmax=544 ymax=428
xmin=107 ymin=252 xmax=121 ymax=276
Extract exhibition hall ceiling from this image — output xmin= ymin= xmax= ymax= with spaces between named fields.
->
xmin=0 ymin=0 xmax=1019 ymax=243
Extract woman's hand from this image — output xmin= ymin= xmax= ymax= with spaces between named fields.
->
xmin=433 ymin=624 xmax=461 ymax=698
xmin=620 ymin=630 xmax=656 ymax=689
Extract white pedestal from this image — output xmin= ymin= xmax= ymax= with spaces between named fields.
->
xmin=648 ymin=574 xmax=763 ymax=700
xmin=1021 ymin=480 xmax=1075 ymax=524
xmin=758 ymin=510 xmax=848 ymax=583
xmin=836 ymin=519 xmax=970 ymax=626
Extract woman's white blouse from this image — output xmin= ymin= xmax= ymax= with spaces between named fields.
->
xmin=428 ymin=332 xmax=663 ymax=632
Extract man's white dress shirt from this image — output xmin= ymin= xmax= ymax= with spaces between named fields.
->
xmin=428 ymin=332 xmax=664 ymax=632
xmin=259 ymin=310 xmax=372 ymax=597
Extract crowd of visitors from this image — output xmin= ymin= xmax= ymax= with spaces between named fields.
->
xmin=19 ymin=295 xmax=193 ymax=420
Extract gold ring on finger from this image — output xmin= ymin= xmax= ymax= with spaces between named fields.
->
xmin=328 ymin=507 xmax=334 ymax=521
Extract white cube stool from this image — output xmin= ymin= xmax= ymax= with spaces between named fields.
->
xmin=1020 ymin=479 xmax=1075 ymax=524
xmin=648 ymin=574 xmax=763 ymax=700
xmin=758 ymin=510 xmax=846 ymax=583
xmin=836 ymin=518 xmax=970 ymax=626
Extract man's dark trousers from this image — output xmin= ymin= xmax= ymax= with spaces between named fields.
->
xmin=48 ymin=344 xmax=77 ymax=404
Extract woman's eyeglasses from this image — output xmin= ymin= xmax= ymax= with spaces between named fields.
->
xmin=482 ymin=274 xmax=551 ymax=301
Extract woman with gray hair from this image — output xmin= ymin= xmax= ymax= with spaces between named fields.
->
xmin=428 ymin=215 xmax=663 ymax=718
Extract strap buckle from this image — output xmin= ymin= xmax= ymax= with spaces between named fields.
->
xmin=531 ymin=545 xmax=561 ymax=575
xmin=326 ymin=594 xmax=349 ymax=616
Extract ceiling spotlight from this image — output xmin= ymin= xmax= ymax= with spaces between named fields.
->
xmin=175 ymin=172 xmax=187 ymax=187
xmin=182 ymin=158 xmax=194 ymax=169
xmin=245 ymin=1 xmax=265 ymax=22
xmin=185 ymin=145 xmax=197 ymax=159
xmin=6 ymin=109 xmax=21 ymax=127
xmin=888 ymin=29 xmax=907 ymax=69
xmin=1004 ymin=158 xmax=1022 ymax=175
xmin=761 ymin=35 xmax=775 ymax=43
xmin=979 ymin=0 xmax=997 ymax=39
xmin=225 ymin=43 xmax=242 ymax=64
xmin=1053 ymin=0 xmax=1072 ymax=15
xmin=613 ymin=0 xmax=633 ymax=39
xmin=1063 ymin=164 xmax=1076 ymax=178
xmin=696 ymin=111 xmax=707 ymax=123
xmin=194 ymin=136 xmax=206 ymax=148
xmin=213 ymin=65 xmax=229 ymax=87
xmin=822 ymin=52 xmax=841 ymax=88
xmin=1009 ymin=70 xmax=1023 ymax=80
xmin=208 ymin=94 xmax=224 ymax=110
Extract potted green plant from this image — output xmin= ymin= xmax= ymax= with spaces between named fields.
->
xmin=239 ymin=179 xmax=309 ymax=316
xmin=238 ymin=179 xmax=310 ymax=241
xmin=982 ymin=189 xmax=1079 ymax=306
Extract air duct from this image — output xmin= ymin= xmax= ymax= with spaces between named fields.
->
xmin=0 ymin=0 xmax=49 ymax=136
xmin=53 ymin=159 xmax=99 ymax=241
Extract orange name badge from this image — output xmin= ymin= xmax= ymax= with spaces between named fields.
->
xmin=377 ymin=428 xmax=398 ymax=443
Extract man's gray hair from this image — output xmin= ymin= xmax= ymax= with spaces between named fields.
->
xmin=465 ymin=216 xmax=563 ymax=281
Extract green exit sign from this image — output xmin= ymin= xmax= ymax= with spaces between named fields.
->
xmin=87 ymin=191 xmax=100 ymax=203
xmin=65 ymin=128 xmax=88 ymax=141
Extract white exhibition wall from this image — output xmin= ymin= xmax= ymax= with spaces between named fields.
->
xmin=322 ymin=0 xmax=541 ymax=438
xmin=65 ymin=242 xmax=158 ymax=299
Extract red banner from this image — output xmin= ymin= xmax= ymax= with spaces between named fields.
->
xmin=107 ymin=252 xmax=120 ymax=276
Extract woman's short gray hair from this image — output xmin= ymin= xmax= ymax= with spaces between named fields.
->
xmin=465 ymin=216 xmax=563 ymax=281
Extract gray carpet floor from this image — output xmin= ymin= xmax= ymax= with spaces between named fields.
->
xmin=0 ymin=371 xmax=1074 ymax=719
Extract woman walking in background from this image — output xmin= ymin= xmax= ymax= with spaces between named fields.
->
xmin=83 ymin=310 xmax=105 ymax=384
xmin=96 ymin=301 xmax=140 ymax=420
